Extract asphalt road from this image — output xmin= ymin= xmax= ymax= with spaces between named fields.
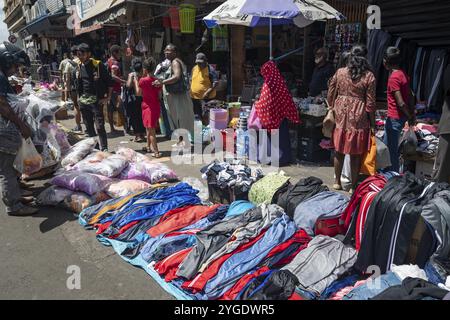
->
xmin=0 ymin=113 xmax=335 ymax=300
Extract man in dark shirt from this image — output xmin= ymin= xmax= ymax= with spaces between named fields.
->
xmin=433 ymin=64 xmax=450 ymax=183
xmin=76 ymin=43 xmax=113 ymax=151
xmin=309 ymin=48 xmax=335 ymax=97
xmin=0 ymin=42 xmax=38 ymax=216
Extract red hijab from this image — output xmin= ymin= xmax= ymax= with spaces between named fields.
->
xmin=254 ymin=61 xmax=300 ymax=130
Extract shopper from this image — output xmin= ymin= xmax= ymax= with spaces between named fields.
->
xmin=153 ymin=44 xmax=195 ymax=144
xmin=309 ymin=48 xmax=335 ymax=97
xmin=433 ymin=64 xmax=450 ymax=183
xmin=124 ymin=58 xmax=146 ymax=142
xmin=190 ymin=53 xmax=218 ymax=121
xmin=383 ymin=47 xmax=416 ymax=173
xmin=61 ymin=46 xmax=83 ymax=132
xmin=76 ymin=43 xmax=113 ymax=152
xmin=155 ymin=58 xmax=173 ymax=138
xmin=328 ymin=45 xmax=377 ymax=194
xmin=135 ymin=57 xmax=162 ymax=158
xmin=0 ymin=42 xmax=38 ymax=216
xmin=107 ymin=45 xmax=126 ymax=134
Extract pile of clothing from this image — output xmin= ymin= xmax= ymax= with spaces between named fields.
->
xmin=201 ymin=160 xmax=264 ymax=203
xmin=38 ymin=145 xmax=178 ymax=214
xmin=73 ymin=167 xmax=450 ymax=300
xmin=415 ymin=127 xmax=439 ymax=157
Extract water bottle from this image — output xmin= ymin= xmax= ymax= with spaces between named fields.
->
xmin=194 ymin=115 xmax=203 ymax=145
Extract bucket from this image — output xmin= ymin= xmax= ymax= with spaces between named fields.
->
xmin=179 ymin=4 xmax=196 ymax=34
xmin=168 ymin=7 xmax=180 ymax=31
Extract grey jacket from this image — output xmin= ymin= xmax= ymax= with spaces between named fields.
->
xmin=421 ymin=189 xmax=450 ymax=260
xmin=282 ymin=235 xmax=357 ymax=296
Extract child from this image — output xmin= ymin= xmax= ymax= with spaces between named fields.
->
xmin=134 ymin=57 xmax=162 ymax=158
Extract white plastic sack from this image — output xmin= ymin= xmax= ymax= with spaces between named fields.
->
xmin=116 ymin=147 xmax=149 ymax=163
xmin=71 ymin=151 xmax=112 ymax=171
xmin=106 ymin=180 xmax=152 ymax=198
xmin=61 ymin=138 xmax=97 ymax=167
xmin=14 ymin=138 xmax=43 ymax=176
xmin=183 ymin=177 xmax=209 ymax=201
xmin=50 ymin=172 xmax=112 ymax=195
xmin=79 ymin=154 xmax=128 ymax=178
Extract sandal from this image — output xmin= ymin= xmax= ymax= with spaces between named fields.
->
xmin=152 ymin=152 xmax=162 ymax=159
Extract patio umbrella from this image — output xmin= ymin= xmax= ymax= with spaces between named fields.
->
xmin=204 ymin=0 xmax=343 ymax=59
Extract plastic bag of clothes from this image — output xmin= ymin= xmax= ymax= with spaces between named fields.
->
xmin=61 ymin=138 xmax=97 ymax=167
xmin=63 ymin=192 xmax=110 ymax=214
xmin=123 ymin=161 xmax=178 ymax=184
xmin=37 ymin=186 xmax=74 ymax=206
xmin=14 ymin=138 xmax=43 ymax=176
xmin=79 ymin=154 xmax=128 ymax=178
xmin=400 ymin=127 xmax=418 ymax=157
xmin=40 ymin=131 xmax=62 ymax=169
xmin=106 ymin=179 xmax=152 ymax=198
xmin=50 ymin=172 xmax=112 ymax=195
xmin=116 ymin=147 xmax=149 ymax=163
xmin=71 ymin=151 xmax=112 ymax=171
xmin=48 ymin=123 xmax=71 ymax=155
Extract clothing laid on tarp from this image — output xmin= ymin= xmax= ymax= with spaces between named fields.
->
xmin=293 ymin=191 xmax=349 ymax=236
xmin=277 ymin=177 xmax=329 ymax=218
xmin=282 ymin=235 xmax=357 ymax=297
xmin=371 ymin=277 xmax=449 ymax=300
xmin=248 ymin=172 xmax=291 ymax=205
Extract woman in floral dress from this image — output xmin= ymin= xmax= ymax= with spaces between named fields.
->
xmin=327 ymin=45 xmax=377 ymax=193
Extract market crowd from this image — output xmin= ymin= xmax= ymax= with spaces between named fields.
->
xmin=0 ymin=39 xmax=450 ymax=217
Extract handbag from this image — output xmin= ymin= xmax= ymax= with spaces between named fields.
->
xmin=165 ymin=58 xmax=188 ymax=94
xmin=322 ymin=82 xmax=338 ymax=138
xmin=361 ymin=134 xmax=377 ymax=176
xmin=248 ymin=106 xmax=262 ymax=130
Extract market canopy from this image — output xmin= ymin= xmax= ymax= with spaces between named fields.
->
xmin=204 ymin=0 xmax=344 ymax=28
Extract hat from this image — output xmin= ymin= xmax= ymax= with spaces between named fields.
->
xmin=77 ymin=43 xmax=91 ymax=53
xmin=195 ymin=53 xmax=207 ymax=64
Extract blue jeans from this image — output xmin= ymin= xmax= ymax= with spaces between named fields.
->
xmin=342 ymin=272 xmax=401 ymax=300
xmin=384 ymin=117 xmax=407 ymax=173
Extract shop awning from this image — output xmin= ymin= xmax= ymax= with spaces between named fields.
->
xmin=76 ymin=0 xmax=127 ymax=35
xmin=18 ymin=9 xmax=68 ymax=39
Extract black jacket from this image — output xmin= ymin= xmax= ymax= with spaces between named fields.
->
xmin=77 ymin=58 xmax=113 ymax=101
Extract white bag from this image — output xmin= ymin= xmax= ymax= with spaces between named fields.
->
xmin=14 ymin=138 xmax=43 ymax=176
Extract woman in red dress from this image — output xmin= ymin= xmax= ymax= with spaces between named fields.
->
xmin=327 ymin=45 xmax=377 ymax=193
xmin=134 ymin=57 xmax=162 ymax=158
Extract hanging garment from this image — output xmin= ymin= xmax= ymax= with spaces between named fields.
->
xmin=176 ymin=204 xmax=284 ymax=280
xmin=282 ymin=235 xmax=358 ymax=297
xmin=238 ymin=269 xmax=299 ymax=301
xmin=277 ymin=176 xmax=329 ymax=218
xmin=423 ymin=49 xmax=447 ymax=111
xmin=367 ymin=29 xmax=392 ymax=87
xmin=293 ymin=191 xmax=350 ymax=236
xmin=253 ymin=61 xmax=300 ymax=130
xmin=203 ymin=215 xmax=296 ymax=300
xmin=372 ymin=277 xmax=449 ymax=300
xmin=248 ymin=172 xmax=291 ymax=205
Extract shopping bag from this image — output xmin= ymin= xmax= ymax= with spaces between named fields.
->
xmin=400 ymin=127 xmax=418 ymax=157
xmin=322 ymin=109 xmax=335 ymax=138
xmin=113 ymin=110 xmax=125 ymax=128
xmin=361 ymin=135 xmax=377 ymax=176
xmin=14 ymin=138 xmax=43 ymax=176
xmin=375 ymin=137 xmax=392 ymax=170
xmin=248 ymin=106 xmax=262 ymax=130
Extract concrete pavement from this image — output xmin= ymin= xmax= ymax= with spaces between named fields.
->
xmin=0 ymin=113 xmax=336 ymax=300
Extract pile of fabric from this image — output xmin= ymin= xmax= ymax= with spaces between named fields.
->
xmin=201 ymin=160 xmax=264 ymax=203
xmin=72 ymin=165 xmax=450 ymax=300
xmin=38 ymin=145 xmax=178 ymax=214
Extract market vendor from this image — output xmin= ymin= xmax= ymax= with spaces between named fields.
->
xmin=433 ymin=64 xmax=450 ymax=183
xmin=0 ymin=42 xmax=39 ymax=216
xmin=309 ymin=48 xmax=335 ymax=97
